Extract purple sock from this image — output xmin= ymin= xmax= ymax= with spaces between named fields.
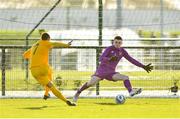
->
xmin=77 ymin=82 xmax=89 ymax=94
xmin=123 ymin=79 xmax=132 ymax=93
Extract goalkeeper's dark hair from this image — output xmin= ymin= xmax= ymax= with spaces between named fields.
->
xmin=114 ymin=36 xmax=123 ymax=40
xmin=41 ymin=33 xmax=50 ymax=40
xmin=112 ymin=36 xmax=123 ymax=44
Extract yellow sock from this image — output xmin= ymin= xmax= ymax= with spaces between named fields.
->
xmin=49 ymin=85 xmax=67 ymax=102
xmin=44 ymin=86 xmax=50 ymax=96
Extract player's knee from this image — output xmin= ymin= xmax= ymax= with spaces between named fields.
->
xmin=125 ymin=76 xmax=129 ymax=80
xmin=119 ymin=75 xmax=129 ymax=81
xmin=46 ymin=82 xmax=53 ymax=88
xmin=87 ymin=81 xmax=96 ymax=87
xmin=87 ymin=76 xmax=100 ymax=86
xmin=87 ymin=82 xmax=93 ymax=87
xmin=123 ymin=76 xmax=129 ymax=80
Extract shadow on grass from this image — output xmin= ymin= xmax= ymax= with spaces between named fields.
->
xmin=20 ymin=105 xmax=49 ymax=110
xmin=95 ymin=102 xmax=118 ymax=105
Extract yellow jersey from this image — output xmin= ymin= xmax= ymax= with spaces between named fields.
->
xmin=23 ymin=40 xmax=69 ymax=68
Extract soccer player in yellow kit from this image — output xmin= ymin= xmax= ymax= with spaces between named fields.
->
xmin=23 ymin=33 xmax=76 ymax=106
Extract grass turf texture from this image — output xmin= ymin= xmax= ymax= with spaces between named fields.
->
xmin=0 ymin=98 xmax=179 ymax=118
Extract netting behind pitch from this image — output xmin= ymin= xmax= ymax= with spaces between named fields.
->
xmin=1 ymin=44 xmax=180 ymax=98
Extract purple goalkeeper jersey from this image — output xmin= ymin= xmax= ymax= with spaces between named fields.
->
xmin=95 ymin=46 xmax=144 ymax=76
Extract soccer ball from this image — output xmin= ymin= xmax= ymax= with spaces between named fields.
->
xmin=115 ymin=94 xmax=126 ymax=104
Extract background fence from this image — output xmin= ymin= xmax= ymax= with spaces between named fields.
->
xmin=1 ymin=39 xmax=180 ymax=97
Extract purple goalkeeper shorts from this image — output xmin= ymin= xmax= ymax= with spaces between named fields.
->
xmin=92 ymin=71 xmax=117 ymax=81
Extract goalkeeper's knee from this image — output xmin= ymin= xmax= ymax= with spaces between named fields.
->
xmin=87 ymin=76 xmax=101 ymax=87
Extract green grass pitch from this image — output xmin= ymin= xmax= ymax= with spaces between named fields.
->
xmin=0 ymin=98 xmax=179 ymax=118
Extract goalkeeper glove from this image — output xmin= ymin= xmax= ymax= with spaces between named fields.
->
xmin=68 ymin=40 xmax=73 ymax=45
xmin=143 ymin=63 xmax=153 ymax=73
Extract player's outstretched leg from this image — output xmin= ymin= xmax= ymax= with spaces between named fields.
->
xmin=124 ymin=79 xmax=142 ymax=96
xmin=73 ymin=82 xmax=88 ymax=102
xmin=112 ymin=73 xmax=142 ymax=97
xmin=73 ymin=76 xmax=101 ymax=102
xmin=123 ymin=79 xmax=133 ymax=93
xmin=43 ymin=69 xmax=52 ymax=100
xmin=47 ymin=82 xmax=76 ymax=106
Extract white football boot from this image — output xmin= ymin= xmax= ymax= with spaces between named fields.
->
xmin=129 ymin=88 xmax=142 ymax=97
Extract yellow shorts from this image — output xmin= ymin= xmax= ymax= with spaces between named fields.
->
xmin=31 ymin=65 xmax=52 ymax=86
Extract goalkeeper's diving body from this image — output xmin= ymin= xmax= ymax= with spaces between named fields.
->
xmin=23 ymin=33 xmax=76 ymax=106
xmin=73 ymin=36 xmax=153 ymax=103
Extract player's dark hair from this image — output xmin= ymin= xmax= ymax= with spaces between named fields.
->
xmin=111 ymin=36 xmax=123 ymax=44
xmin=41 ymin=33 xmax=50 ymax=40
xmin=114 ymin=36 xmax=122 ymax=40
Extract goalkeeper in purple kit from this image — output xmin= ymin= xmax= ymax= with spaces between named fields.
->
xmin=73 ymin=36 xmax=153 ymax=103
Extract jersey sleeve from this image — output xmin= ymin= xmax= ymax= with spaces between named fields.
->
xmin=46 ymin=41 xmax=53 ymax=48
xmin=23 ymin=48 xmax=31 ymax=59
xmin=122 ymin=48 xmax=144 ymax=68
xmin=99 ymin=47 xmax=111 ymax=62
xmin=50 ymin=41 xmax=70 ymax=48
